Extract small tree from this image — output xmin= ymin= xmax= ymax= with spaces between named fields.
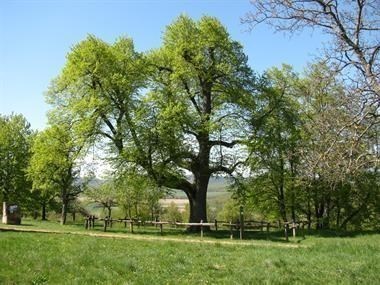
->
xmin=28 ymin=124 xmax=83 ymax=225
xmin=85 ymin=180 xmax=117 ymax=218
xmin=163 ymin=202 xmax=183 ymax=223
xmin=0 ymin=114 xmax=33 ymax=206
xmin=115 ymin=172 xmax=164 ymax=220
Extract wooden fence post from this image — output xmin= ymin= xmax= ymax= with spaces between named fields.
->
xmin=159 ymin=223 xmax=163 ymax=235
xmin=103 ymin=218 xmax=107 ymax=232
xmin=284 ymin=223 xmax=289 ymax=241
xmin=130 ymin=220 xmax=134 ymax=233
xmin=214 ymin=219 xmax=218 ymax=231
xmin=200 ymin=220 xmax=203 ymax=238
xmin=292 ymin=221 xmax=296 ymax=238
xmin=239 ymin=206 xmax=244 ymax=240
xmin=301 ymin=222 xmax=305 ymax=239
xmin=229 ymin=221 xmax=233 ymax=240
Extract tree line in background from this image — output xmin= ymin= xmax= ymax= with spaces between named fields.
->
xmin=1 ymin=2 xmax=379 ymax=230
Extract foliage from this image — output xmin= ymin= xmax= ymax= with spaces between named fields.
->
xmin=47 ymin=15 xmax=259 ymax=226
xmin=33 ymin=13 xmax=379 ymax=230
xmin=28 ymin=124 xmax=84 ymax=224
xmin=162 ymin=201 xmax=183 ymax=223
xmin=115 ymin=172 xmax=164 ymax=220
xmin=246 ymin=64 xmax=303 ymax=222
xmin=84 ymin=179 xmax=118 ymax=217
xmin=239 ymin=63 xmax=379 ymax=229
xmin=0 ymin=113 xmax=33 ymax=205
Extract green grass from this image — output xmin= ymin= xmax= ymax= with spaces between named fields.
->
xmin=0 ymin=220 xmax=379 ymax=284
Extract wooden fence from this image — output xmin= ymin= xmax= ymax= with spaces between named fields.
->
xmin=84 ymin=216 xmax=308 ymax=241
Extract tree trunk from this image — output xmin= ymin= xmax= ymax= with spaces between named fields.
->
xmin=291 ymin=198 xmax=296 ymax=222
xmin=306 ymin=189 xmax=312 ymax=229
xmin=186 ymin=126 xmax=211 ymax=231
xmin=339 ymin=193 xmax=370 ymax=229
xmin=324 ymin=195 xmax=331 ymax=229
xmin=41 ymin=201 xmax=47 ymax=221
xmin=186 ymin=170 xmax=210 ymax=231
xmin=277 ymin=155 xmax=287 ymax=223
xmin=290 ymin=159 xmax=297 ymax=222
xmin=277 ymin=183 xmax=287 ymax=222
xmin=60 ymin=200 xmax=68 ymax=225
xmin=336 ymin=200 xmax=341 ymax=228
xmin=107 ymin=205 xmax=112 ymax=218
xmin=315 ymin=201 xmax=324 ymax=229
xmin=189 ymin=190 xmax=208 ymax=222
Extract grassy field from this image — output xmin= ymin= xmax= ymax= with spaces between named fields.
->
xmin=0 ymin=220 xmax=379 ymax=284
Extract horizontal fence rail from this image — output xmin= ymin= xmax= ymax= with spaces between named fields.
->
xmin=84 ymin=216 xmax=310 ymax=240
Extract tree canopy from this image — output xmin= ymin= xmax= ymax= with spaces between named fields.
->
xmin=26 ymin=13 xmax=378 ymax=230
xmin=0 ymin=114 xmax=33 ymax=204
xmin=28 ymin=124 xmax=83 ymax=224
xmin=46 ymin=15 xmax=260 ymax=226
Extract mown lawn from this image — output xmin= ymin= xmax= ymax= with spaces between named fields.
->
xmin=0 ymin=221 xmax=379 ymax=284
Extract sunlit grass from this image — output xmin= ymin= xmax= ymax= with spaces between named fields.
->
xmin=0 ymin=220 xmax=379 ymax=284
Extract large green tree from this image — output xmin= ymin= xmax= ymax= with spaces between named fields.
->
xmin=47 ymin=15 xmax=258 ymax=226
xmin=142 ymin=15 xmax=256 ymax=225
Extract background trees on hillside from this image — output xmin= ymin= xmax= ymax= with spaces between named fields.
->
xmin=84 ymin=173 xmax=164 ymax=220
xmin=241 ymin=62 xmax=379 ymax=229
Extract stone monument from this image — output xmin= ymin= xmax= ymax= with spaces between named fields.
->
xmin=2 ymin=202 xmax=21 ymax=225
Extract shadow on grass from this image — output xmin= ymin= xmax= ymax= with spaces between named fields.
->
xmin=299 ymin=228 xmax=380 ymax=238
xmin=81 ymin=224 xmax=290 ymax=243
xmin=83 ymin=224 xmax=379 ymax=242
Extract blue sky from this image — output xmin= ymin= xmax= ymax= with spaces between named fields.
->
xmin=0 ymin=0 xmax=326 ymax=130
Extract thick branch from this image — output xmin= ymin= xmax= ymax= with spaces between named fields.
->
xmin=209 ymin=161 xmax=244 ymax=175
xmin=209 ymin=139 xmax=242 ymax=148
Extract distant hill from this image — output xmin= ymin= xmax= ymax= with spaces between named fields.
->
xmin=83 ymin=176 xmax=232 ymax=201
xmin=167 ymin=176 xmax=231 ymax=200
